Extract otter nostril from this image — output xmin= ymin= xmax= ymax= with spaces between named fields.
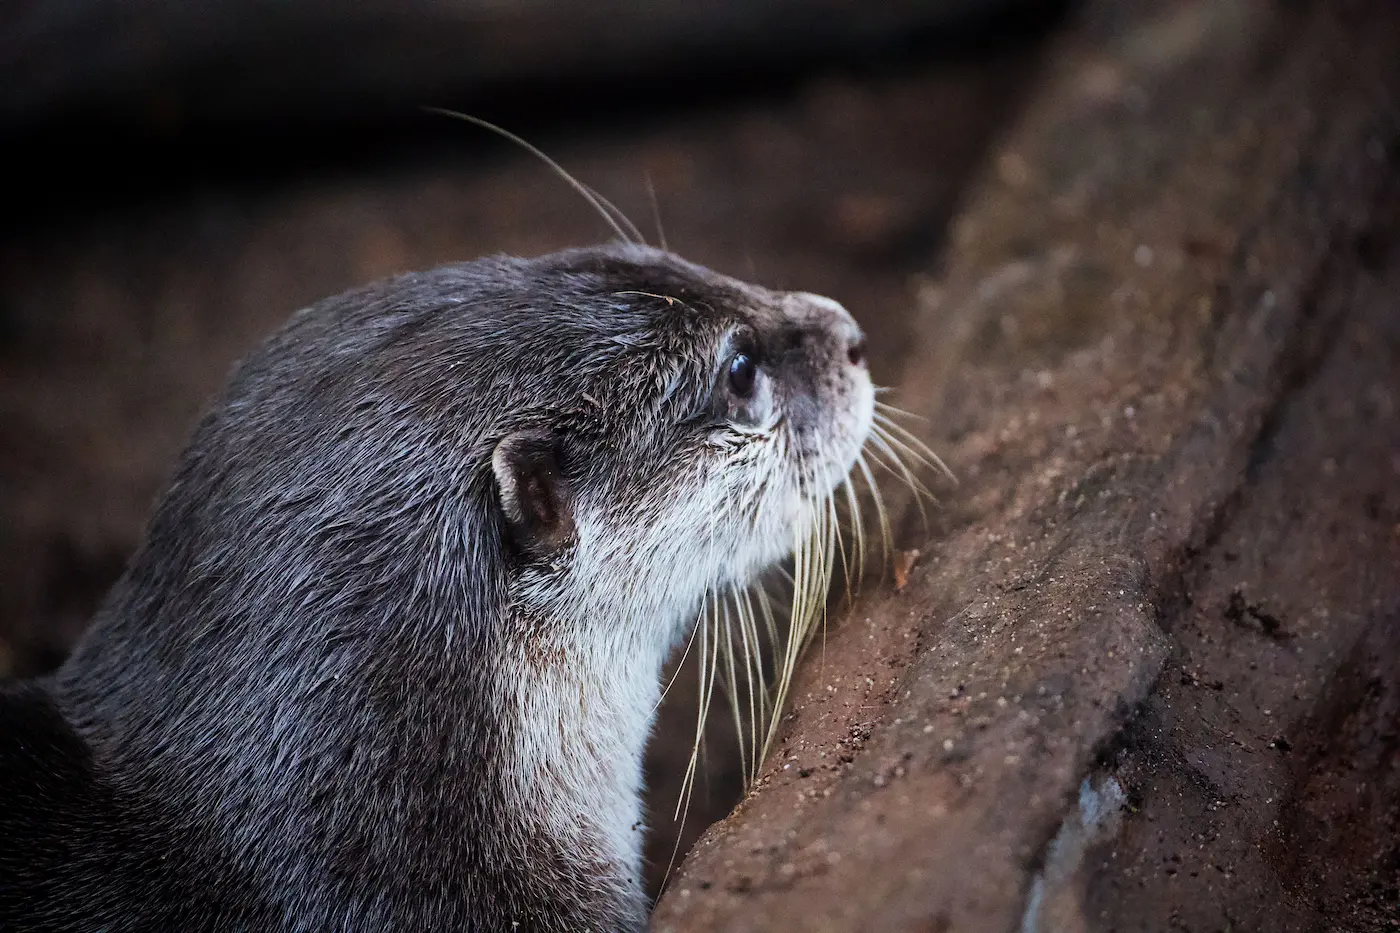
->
xmin=847 ymin=338 xmax=867 ymax=367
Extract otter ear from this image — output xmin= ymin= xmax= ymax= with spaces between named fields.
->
xmin=492 ymin=430 xmax=575 ymax=556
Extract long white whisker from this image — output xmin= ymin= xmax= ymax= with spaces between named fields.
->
xmin=840 ymin=473 xmax=867 ymax=590
xmin=644 ymin=170 xmax=669 ymax=252
xmin=866 ymin=431 xmax=932 ymax=526
xmin=581 ymin=181 xmax=649 ymax=248
xmin=872 ymin=399 xmax=927 ymax=421
xmin=423 ymin=108 xmax=642 ymax=245
xmin=872 ymin=411 xmax=956 ymax=483
xmin=731 ymin=585 xmax=762 ymax=787
xmin=652 ymin=606 xmax=703 ymax=715
xmin=855 ymin=453 xmax=893 ymax=570
xmin=719 ymin=598 xmax=747 ymax=788
xmin=816 ymin=439 xmax=852 ymax=601
xmin=661 ymin=593 xmax=721 ymax=894
xmin=755 ymin=583 xmax=781 ymax=659
xmin=739 ymin=585 xmax=771 ymax=721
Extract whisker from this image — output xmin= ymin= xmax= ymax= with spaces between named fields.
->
xmin=755 ymin=583 xmax=781 ymax=658
xmin=652 ymin=605 xmax=703 ymax=715
xmin=661 ymin=593 xmax=720 ymax=893
xmin=867 ymin=429 xmax=936 ymax=495
xmin=815 ymin=440 xmax=853 ymax=601
xmin=871 ymin=422 xmax=948 ymax=485
xmin=872 ymin=399 xmax=928 ymax=421
xmin=763 ymin=524 xmax=806 ymax=764
xmin=423 ymin=108 xmax=643 ymax=245
xmin=840 ymin=473 xmax=867 ymax=591
xmin=582 ymin=181 xmax=649 ymax=247
xmin=855 ymin=453 xmax=894 ymax=570
xmin=644 ymin=170 xmax=669 ymax=252
xmin=819 ymin=493 xmax=836 ymax=675
xmin=871 ymin=411 xmax=956 ymax=483
xmin=829 ymin=487 xmax=851 ymax=601
xmin=674 ymin=595 xmax=712 ymax=819
xmin=672 ymin=498 xmax=723 ymax=843
xmin=719 ymin=599 xmax=747 ymax=788
xmin=739 ymin=586 xmax=772 ymax=721
xmin=702 ymin=404 xmax=949 ymax=794
xmin=866 ymin=431 xmax=932 ymax=526
xmin=762 ymin=484 xmax=833 ymax=766
xmin=735 ymin=584 xmax=770 ymax=788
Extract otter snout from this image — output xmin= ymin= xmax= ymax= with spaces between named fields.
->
xmin=767 ymin=292 xmax=874 ymax=482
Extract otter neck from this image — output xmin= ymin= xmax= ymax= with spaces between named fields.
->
xmin=500 ymin=599 xmax=685 ymax=905
xmin=503 ymin=658 xmax=658 ymax=902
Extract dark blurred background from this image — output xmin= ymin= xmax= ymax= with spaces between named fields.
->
xmin=0 ymin=0 xmax=1071 ymax=893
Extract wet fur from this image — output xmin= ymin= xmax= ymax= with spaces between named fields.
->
xmin=0 ymin=244 xmax=869 ymax=931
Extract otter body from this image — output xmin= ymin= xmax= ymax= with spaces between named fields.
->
xmin=0 ymin=245 xmax=871 ymax=931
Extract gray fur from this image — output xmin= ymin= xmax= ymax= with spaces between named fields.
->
xmin=0 ymin=243 xmax=871 ymax=931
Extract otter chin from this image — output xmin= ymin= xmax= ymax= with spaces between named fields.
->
xmin=0 ymin=243 xmax=873 ymax=932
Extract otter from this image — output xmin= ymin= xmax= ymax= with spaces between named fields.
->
xmin=0 ymin=243 xmax=873 ymax=931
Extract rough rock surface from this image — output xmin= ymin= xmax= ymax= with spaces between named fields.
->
xmin=653 ymin=1 xmax=1400 ymax=929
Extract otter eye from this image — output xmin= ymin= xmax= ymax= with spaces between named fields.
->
xmin=727 ymin=353 xmax=758 ymax=398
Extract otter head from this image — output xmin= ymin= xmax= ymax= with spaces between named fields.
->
xmin=69 ymin=241 xmax=872 ymax=734
xmin=476 ymin=244 xmax=873 ymax=663
xmin=53 ymin=241 xmax=876 ymax=931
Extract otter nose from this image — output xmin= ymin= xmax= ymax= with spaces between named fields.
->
xmin=787 ymin=291 xmax=866 ymax=369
